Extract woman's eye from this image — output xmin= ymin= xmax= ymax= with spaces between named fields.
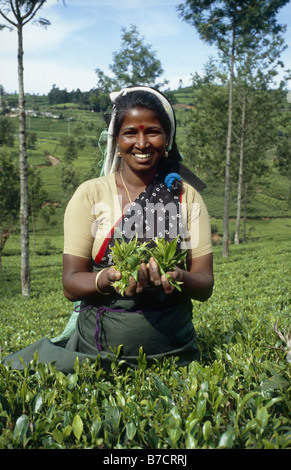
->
xmin=149 ymin=130 xmax=160 ymax=135
xmin=121 ymin=128 xmax=163 ymax=137
xmin=123 ymin=130 xmax=136 ymax=136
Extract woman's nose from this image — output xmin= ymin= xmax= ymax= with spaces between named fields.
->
xmin=136 ymin=131 xmax=149 ymax=149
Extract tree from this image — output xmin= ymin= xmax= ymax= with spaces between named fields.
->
xmin=95 ymin=24 xmax=168 ymax=92
xmin=61 ymin=164 xmax=80 ymax=206
xmin=0 ymin=151 xmax=47 ymax=266
xmin=0 ymin=149 xmax=20 ymax=270
xmin=181 ymin=57 xmax=229 ymax=180
xmin=178 ymin=0 xmax=288 ymax=257
xmin=27 ymin=130 xmax=37 ymax=150
xmin=233 ymin=37 xmax=288 ymax=244
xmin=275 ymin=129 xmax=291 ymax=201
xmin=28 ymin=164 xmax=48 ymax=255
xmin=48 ymin=84 xmax=69 ymax=105
xmin=0 ymin=0 xmax=64 ymax=295
xmin=0 ymin=115 xmax=15 ymax=146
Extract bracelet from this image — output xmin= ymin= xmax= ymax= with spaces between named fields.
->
xmin=176 ymin=267 xmax=183 ymax=283
xmin=95 ymin=269 xmax=110 ymax=295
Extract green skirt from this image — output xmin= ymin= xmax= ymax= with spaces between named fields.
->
xmin=2 ymin=289 xmax=199 ymax=374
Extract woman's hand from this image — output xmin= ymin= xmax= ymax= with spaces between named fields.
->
xmin=114 ymin=259 xmax=180 ymax=296
xmin=113 ymin=262 xmax=149 ymax=297
xmin=97 ymin=266 xmax=121 ymax=294
xmin=147 ymin=253 xmax=214 ymax=300
xmin=147 ymin=257 xmax=182 ymax=294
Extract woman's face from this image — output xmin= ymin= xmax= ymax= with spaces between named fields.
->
xmin=116 ymin=107 xmax=169 ymax=174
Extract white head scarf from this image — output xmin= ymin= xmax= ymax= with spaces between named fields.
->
xmin=102 ymin=86 xmax=176 ymax=176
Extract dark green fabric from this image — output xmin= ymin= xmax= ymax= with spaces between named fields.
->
xmin=2 ymin=337 xmax=102 ymax=374
xmin=2 ymin=288 xmax=199 ymax=374
xmin=67 ymin=289 xmax=199 ymax=366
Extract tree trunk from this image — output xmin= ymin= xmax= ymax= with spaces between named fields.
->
xmin=18 ymin=22 xmax=30 ymax=296
xmin=223 ymin=0 xmax=237 ymax=258
xmin=243 ymin=182 xmax=248 ymax=243
xmin=234 ymin=83 xmax=247 ymax=245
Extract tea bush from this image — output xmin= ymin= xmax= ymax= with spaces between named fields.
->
xmin=0 ymin=240 xmax=290 ymax=449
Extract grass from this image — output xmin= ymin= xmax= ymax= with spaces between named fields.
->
xmin=0 ymin=238 xmax=290 ymax=449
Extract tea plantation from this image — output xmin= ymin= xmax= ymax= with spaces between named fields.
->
xmin=1 ymin=99 xmax=290 ymax=451
xmin=0 ymin=237 xmax=290 ymax=450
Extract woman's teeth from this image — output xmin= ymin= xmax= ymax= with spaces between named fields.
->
xmin=134 ymin=153 xmax=151 ymax=159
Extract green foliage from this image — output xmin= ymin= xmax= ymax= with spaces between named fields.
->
xmin=110 ymin=234 xmax=149 ymax=295
xmin=275 ymin=133 xmax=291 ymax=181
xmin=0 ymin=149 xmax=20 ymax=260
xmin=149 ymin=237 xmax=187 ymax=291
xmin=0 ymin=116 xmax=15 ymax=147
xmin=0 ymin=240 xmax=290 ymax=449
xmin=110 ymin=236 xmax=187 ymax=295
xmin=0 ymin=149 xmax=20 ymax=223
xmin=177 ymin=0 xmax=288 ymax=53
xmin=96 ymin=24 xmax=167 ymax=92
xmin=181 ymin=60 xmax=229 ymax=178
xmin=60 ymin=164 xmax=80 ymax=207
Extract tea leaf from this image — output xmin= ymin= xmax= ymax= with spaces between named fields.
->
xmin=126 ymin=422 xmax=137 ymax=440
xmin=218 ymin=426 xmax=235 ymax=448
xmin=52 ymin=428 xmax=63 ymax=444
xmin=155 ymin=376 xmax=172 ymax=398
xmin=72 ymin=414 xmax=83 ymax=441
xmin=13 ymin=414 xmax=29 ymax=442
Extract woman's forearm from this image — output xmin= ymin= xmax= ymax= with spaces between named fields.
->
xmin=180 ymin=269 xmax=214 ymax=301
xmin=63 ymin=271 xmax=99 ymax=301
xmin=180 ymin=252 xmax=214 ymax=301
xmin=62 ymin=255 xmax=120 ymax=302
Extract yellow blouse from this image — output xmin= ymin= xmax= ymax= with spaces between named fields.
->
xmin=63 ymin=173 xmax=213 ymax=261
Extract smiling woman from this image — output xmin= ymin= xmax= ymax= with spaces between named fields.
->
xmin=3 ymin=86 xmax=214 ymax=374
xmin=116 ymin=107 xmax=169 ymax=207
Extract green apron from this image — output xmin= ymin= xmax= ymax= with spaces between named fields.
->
xmin=2 ymin=286 xmax=199 ymax=374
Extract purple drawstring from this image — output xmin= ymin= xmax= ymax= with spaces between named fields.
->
xmin=95 ymin=306 xmax=108 ymax=351
xmin=74 ymin=303 xmax=94 ymax=313
xmin=74 ymin=302 xmax=142 ymax=352
xmin=94 ymin=305 xmax=142 ymax=352
xmin=73 ymin=303 xmax=107 ymax=351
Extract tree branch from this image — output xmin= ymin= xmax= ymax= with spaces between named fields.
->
xmin=23 ymin=0 xmax=47 ymax=25
xmin=10 ymin=0 xmax=19 ymax=22
xmin=0 ymin=3 xmax=17 ymax=27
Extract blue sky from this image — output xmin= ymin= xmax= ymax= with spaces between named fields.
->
xmin=1 ymin=0 xmax=291 ymax=95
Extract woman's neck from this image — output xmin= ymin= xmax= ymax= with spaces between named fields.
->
xmin=120 ymin=166 xmax=156 ymax=191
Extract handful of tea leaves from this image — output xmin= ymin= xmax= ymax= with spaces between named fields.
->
xmin=110 ymin=235 xmax=149 ymax=296
xmin=110 ymin=235 xmax=187 ymax=296
xmin=150 ymin=237 xmax=187 ymax=291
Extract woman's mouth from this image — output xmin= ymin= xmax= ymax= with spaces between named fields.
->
xmin=133 ymin=153 xmax=151 ymax=159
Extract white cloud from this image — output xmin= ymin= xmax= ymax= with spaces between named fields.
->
xmin=1 ymin=57 xmax=98 ymax=94
xmin=1 ymin=12 xmax=94 ymax=56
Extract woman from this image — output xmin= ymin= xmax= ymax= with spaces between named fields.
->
xmin=3 ymin=86 xmax=213 ymax=373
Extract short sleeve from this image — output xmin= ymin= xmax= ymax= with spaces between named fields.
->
xmin=63 ymin=182 xmax=96 ymax=259
xmin=181 ymin=184 xmax=213 ymax=259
